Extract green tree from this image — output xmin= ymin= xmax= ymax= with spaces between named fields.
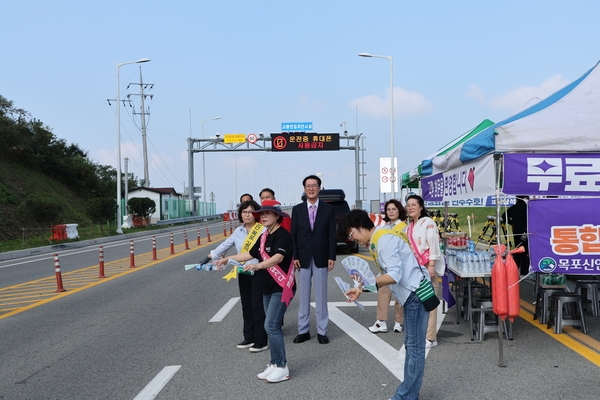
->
xmin=86 ymin=197 xmax=118 ymax=233
xmin=127 ymin=197 xmax=156 ymax=225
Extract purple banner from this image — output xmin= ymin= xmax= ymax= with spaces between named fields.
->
xmin=529 ymin=198 xmax=600 ymax=274
xmin=504 ymin=153 xmax=600 ymax=195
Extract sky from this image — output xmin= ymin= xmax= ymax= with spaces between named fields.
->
xmin=3 ymin=1 xmax=600 ymax=213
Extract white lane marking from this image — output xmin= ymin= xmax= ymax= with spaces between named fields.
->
xmin=327 ymin=302 xmax=404 ymax=380
xmin=209 ymin=297 xmax=240 ymax=322
xmin=326 ymin=301 xmax=446 ymax=381
xmin=207 ymin=297 xmax=446 ymax=381
xmin=134 ymin=365 xmax=181 ymax=400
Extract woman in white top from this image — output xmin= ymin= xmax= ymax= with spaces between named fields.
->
xmin=368 ymin=199 xmax=407 ymax=334
xmin=201 ymin=199 xmax=268 ymax=352
xmin=406 ymin=194 xmax=443 ymax=349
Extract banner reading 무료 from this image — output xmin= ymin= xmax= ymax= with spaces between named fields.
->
xmin=504 ymin=153 xmax=600 ymax=196
xmin=529 ymin=197 xmax=600 ymax=274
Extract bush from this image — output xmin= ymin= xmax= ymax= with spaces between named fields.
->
xmin=18 ymin=199 xmax=63 ymax=227
xmin=127 ymin=197 xmax=156 ymax=222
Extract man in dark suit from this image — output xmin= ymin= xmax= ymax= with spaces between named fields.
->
xmin=502 ymin=196 xmax=530 ymax=275
xmin=291 ymin=175 xmax=336 ymax=344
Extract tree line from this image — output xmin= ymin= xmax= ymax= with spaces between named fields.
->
xmin=0 ymin=94 xmax=142 ymax=237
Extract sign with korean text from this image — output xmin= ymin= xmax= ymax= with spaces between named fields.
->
xmin=379 ymin=157 xmax=398 ymax=194
xmin=425 ymin=195 xmax=516 ymax=208
xmin=281 ymin=122 xmax=313 ymax=131
xmin=223 ymin=134 xmax=246 ymax=143
xmin=270 ymin=133 xmax=339 ymax=151
xmin=529 ymin=198 xmax=600 ymax=274
xmin=504 ymin=153 xmax=600 ymax=195
xmin=421 ymin=156 xmax=495 ymax=202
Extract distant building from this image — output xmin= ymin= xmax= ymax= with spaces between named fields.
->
xmin=127 ymin=187 xmax=183 ymax=224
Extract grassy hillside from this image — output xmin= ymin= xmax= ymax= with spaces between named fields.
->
xmin=0 ymin=158 xmax=92 ymax=249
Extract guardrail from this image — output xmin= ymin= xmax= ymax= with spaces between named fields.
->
xmin=156 ymin=214 xmax=222 ymax=226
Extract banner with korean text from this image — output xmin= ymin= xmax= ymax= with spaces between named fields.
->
xmin=504 ymin=153 xmax=600 ymax=196
xmin=529 ymin=198 xmax=600 ymax=274
xmin=421 ymin=155 xmax=495 ymax=202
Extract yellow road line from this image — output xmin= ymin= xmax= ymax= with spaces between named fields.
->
xmin=519 ymin=299 xmax=600 ymax=366
xmin=0 ymin=233 xmax=228 ymax=320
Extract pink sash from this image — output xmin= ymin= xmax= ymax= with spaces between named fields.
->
xmin=259 ymin=230 xmax=295 ymax=306
xmin=407 ymin=221 xmax=430 ymax=267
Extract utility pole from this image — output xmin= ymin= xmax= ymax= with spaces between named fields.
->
xmin=129 ymin=66 xmax=154 ymax=187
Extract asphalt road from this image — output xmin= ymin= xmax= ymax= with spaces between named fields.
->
xmin=1 ymin=224 xmax=599 ymax=400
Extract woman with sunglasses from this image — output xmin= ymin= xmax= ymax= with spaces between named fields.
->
xmin=200 ymin=200 xmax=268 ymax=353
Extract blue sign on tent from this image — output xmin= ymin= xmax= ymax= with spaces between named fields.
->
xmin=281 ymin=122 xmax=313 ymax=131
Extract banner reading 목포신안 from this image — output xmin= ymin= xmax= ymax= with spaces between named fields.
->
xmin=529 ymin=198 xmax=600 ymax=274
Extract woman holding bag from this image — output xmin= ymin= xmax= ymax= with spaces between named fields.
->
xmin=405 ymin=194 xmax=444 ymax=349
xmin=342 ymin=209 xmax=429 ymax=400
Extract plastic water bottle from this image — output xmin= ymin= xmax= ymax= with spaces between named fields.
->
xmin=197 ymin=262 xmax=217 ymax=271
xmin=456 ymin=252 xmax=464 ymax=272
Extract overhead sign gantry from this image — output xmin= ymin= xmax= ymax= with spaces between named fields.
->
xmin=186 ymin=131 xmax=366 ymax=213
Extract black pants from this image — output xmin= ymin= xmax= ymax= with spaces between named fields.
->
xmin=514 ymin=240 xmax=530 ymax=275
xmin=238 ymin=273 xmax=267 ymax=346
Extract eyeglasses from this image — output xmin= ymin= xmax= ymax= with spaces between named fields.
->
xmin=347 ymin=228 xmax=356 ymax=240
xmin=305 ymin=184 xmax=319 ymax=188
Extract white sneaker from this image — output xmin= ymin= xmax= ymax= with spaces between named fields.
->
xmin=393 ymin=322 xmax=403 ymax=333
xmin=426 ymin=340 xmax=438 ymax=348
xmin=368 ymin=320 xmax=388 ymax=333
xmin=266 ymin=365 xmax=290 ymax=383
xmin=257 ymin=364 xmax=277 ymax=380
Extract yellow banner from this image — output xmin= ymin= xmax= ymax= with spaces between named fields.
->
xmin=224 ymin=134 xmax=246 ymax=143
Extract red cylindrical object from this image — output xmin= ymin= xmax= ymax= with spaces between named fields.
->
xmin=506 ymin=247 xmax=524 ymax=322
xmin=197 ymin=228 xmax=201 ymax=246
xmin=152 ymin=236 xmax=157 ymax=260
xmin=206 ymin=226 xmax=212 ymax=242
xmin=98 ymin=246 xmax=106 ymax=278
xmin=223 ymin=221 xmax=227 ymax=237
xmin=184 ymin=230 xmax=190 ymax=250
xmin=170 ymin=233 xmax=175 ymax=254
xmin=53 ymin=253 xmax=66 ymax=292
xmin=492 ymin=244 xmax=508 ymax=320
xmin=129 ymin=240 xmax=135 ymax=268
xmin=229 ymin=220 xmax=233 ymax=235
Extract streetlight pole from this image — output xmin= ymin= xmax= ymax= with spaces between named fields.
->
xmin=359 ymin=53 xmax=395 ymax=199
xmin=265 ymin=162 xmax=275 ymax=190
xmin=116 ymin=58 xmax=150 ymax=234
xmin=253 ymin=153 xmax=265 ymax=196
xmin=124 ymin=157 xmax=129 ymax=220
xmin=201 ymin=117 xmax=221 ymax=216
